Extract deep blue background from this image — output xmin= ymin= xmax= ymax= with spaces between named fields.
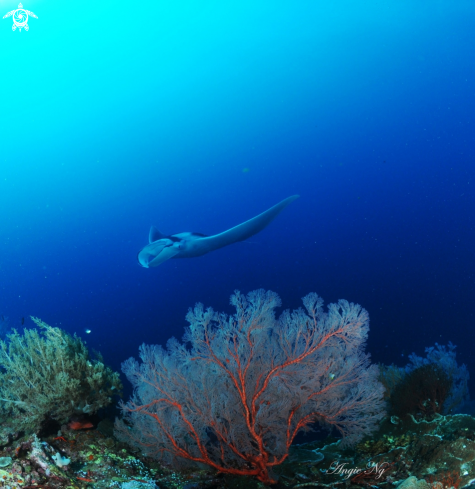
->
xmin=0 ymin=1 xmax=474 ymax=397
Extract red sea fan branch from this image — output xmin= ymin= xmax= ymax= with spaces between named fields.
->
xmin=115 ymin=290 xmax=385 ymax=485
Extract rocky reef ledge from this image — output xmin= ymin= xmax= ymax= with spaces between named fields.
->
xmin=1 ymin=413 xmax=475 ymax=489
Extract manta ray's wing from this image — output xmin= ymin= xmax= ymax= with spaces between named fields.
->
xmin=149 ymin=226 xmax=167 ymax=243
xmin=196 ymin=195 xmax=299 ymax=253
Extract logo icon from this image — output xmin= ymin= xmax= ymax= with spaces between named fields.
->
xmin=3 ymin=3 xmax=37 ymax=31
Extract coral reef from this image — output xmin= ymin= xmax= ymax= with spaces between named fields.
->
xmin=0 ymin=317 xmax=122 ymax=434
xmin=0 ymin=412 xmax=474 ymax=488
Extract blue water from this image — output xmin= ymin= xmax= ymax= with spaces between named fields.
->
xmin=1 ymin=0 xmax=474 ymax=395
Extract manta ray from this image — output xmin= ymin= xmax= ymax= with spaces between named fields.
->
xmin=137 ymin=195 xmax=299 ymax=268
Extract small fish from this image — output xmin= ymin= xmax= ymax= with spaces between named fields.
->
xmin=84 ymin=329 xmax=91 ymax=334
xmin=68 ymin=420 xmax=94 ymax=430
xmin=21 ymin=317 xmax=24 ymax=325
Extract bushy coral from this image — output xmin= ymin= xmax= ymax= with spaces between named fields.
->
xmin=390 ymin=363 xmax=453 ymax=419
xmin=0 ymin=317 xmax=122 ymax=434
xmin=381 ymin=342 xmax=469 ymax=419
xmin=406 ymin=342 xmax=469 ymax=413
